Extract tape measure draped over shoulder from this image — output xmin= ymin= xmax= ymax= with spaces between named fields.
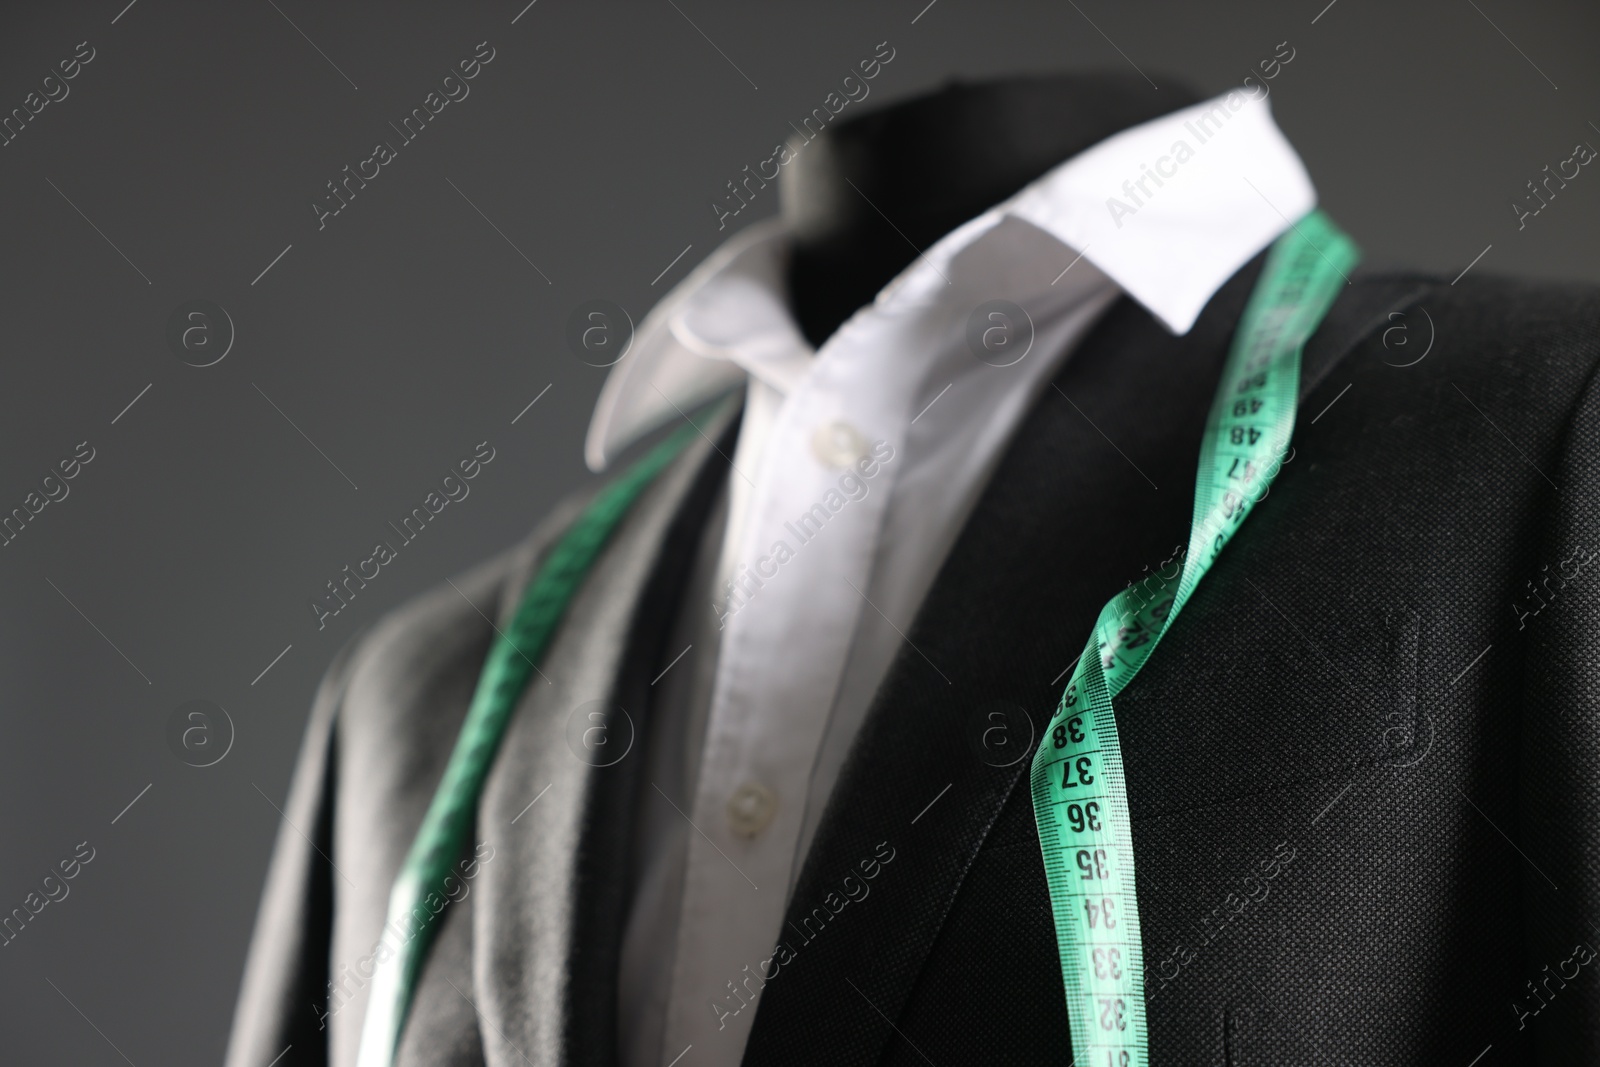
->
xmin=354 ymin=416 xmax=707 ymax=1067
xmin=1029 ymin=209 xmax=1359 ymax=1067
xmin=353 ymin=211 xmax=1356 ymax=1067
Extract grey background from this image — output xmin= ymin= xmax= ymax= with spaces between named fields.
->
xmin=0 ymin=0 xmax=1595 ymax=1062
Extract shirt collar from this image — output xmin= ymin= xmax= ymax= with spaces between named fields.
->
xmin=586 ymin=89 xmax=1314 ymax=471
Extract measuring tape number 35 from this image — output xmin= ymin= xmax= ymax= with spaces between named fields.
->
xmin=1028 ymin=210 xmax=1359 ymax=1067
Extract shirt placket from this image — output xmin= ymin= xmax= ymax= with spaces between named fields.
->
xmin=660 ymin=309 xmax=915 ymax=1060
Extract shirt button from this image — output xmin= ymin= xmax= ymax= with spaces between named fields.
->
xmin=727 ymin=782 xmax=778 ymax=838
xmin=811 ymin=420 xmax=868 ymax=469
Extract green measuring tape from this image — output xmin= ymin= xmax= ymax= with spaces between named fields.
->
xmin=1029 ymin=209 xmax=1358 ymax=1067
xmin=352 ymin=213 xmax=1355 ymax=1067
xmin=354 ymin=416 xmax=705 ymax=1067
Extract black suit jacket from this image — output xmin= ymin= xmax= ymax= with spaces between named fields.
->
xmin=225 ymin=255 xmax=1600 ymax=1066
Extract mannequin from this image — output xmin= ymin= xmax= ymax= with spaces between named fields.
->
xmin=782 ymin=72 xmax=1200 ymax=347
xmin=225 ymin=60 xmax=1600 ymax=1067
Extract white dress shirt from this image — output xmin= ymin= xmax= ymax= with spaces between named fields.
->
xmin=587 ymin=90 xmax=1315 ymax=1067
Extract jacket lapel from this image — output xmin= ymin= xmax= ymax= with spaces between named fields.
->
xmin=741 ymin=262 xmax=1425 ymax=1066
xmin=473 ymin=403 xmax=737 ymax=1067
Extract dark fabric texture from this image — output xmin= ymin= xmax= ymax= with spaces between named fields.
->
xmin=224 ymin=262 xmax=1600 ymax=1067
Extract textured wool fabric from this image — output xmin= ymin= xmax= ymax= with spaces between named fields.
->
xmin=225 ymin=259 xmax=1600 ymax=1066
xmin=742 ymin=268 xmax=1600 ymax=1066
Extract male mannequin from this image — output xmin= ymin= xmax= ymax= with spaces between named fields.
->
xmin=226 ymin=72 xmax=1600 ymax=1066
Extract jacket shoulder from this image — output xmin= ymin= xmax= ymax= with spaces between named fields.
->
xmin=337 ymin=477 xmax=599 ymax=736
xmin=1376 ymin=269 xmax=1600 ymax=364
xmin=1333 ymin=269 xmax=1600 ymax=411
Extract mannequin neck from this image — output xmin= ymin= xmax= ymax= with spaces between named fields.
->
xmin=781 ymin=73 xmax=1197 ymax=347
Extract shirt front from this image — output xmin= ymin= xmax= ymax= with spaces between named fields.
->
xmin=587 ymin=89 xmax=1316 ymax=1067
